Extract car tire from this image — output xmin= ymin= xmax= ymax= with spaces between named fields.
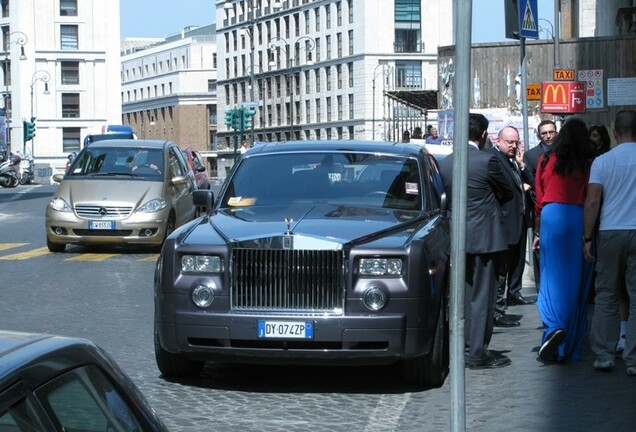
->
xmin=152 ymin=214 xmax=175 ymax=253
xmin=46 ymin=237 xmax=66 ymax=253
xmin=402 ymin=295 xmax=449 ymax=388
xmin=154 ymin=326 xmax=204 ymax=379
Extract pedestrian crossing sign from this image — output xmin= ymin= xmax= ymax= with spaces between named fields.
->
xmin=519 ymin=0 xmax=539 ymax=39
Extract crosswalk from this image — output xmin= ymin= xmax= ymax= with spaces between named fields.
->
xmin=0 ymin=243 xmax=159 ymax=262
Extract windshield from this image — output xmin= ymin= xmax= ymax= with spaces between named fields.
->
xmin=222 ymin=152 xmax=423 ymax=210
xmin=67 ymin=147 xmax=164 ymax=180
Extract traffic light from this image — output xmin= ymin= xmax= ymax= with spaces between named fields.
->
xmin=232 ymin=109 xmax=242 ymax=130
xmin=23 ymin=119 xmax=36 ymax=142
xmin=224 ymin=109 xmax=235 ymax=127
xmin=242 ymin=107 xmax=256 ymax=131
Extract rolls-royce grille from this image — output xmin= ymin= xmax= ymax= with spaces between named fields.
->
xmin=232 ymin=248 xmax=345 ymax=313
xmin=75 ymin=205 xmax=133 ymax=219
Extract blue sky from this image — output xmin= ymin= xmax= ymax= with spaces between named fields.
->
xmin=120 ymin=0 xmax=555 ymax=42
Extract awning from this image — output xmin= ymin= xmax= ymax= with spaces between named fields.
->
xmin=385 ymin=90 xmax=438 ymax=111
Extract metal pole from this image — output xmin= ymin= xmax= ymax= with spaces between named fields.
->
xmin=520 ymin=37 xmax=529 ymax=154
xmin=450 ymin=0 xmax=472 ymax=430
xmin=554 ymin=0 xmax=560 ymax=67
xmin=372 ymin=76 xmax=376 ymax=140
xmin=289 ymin=57 xmax=293 ymax=140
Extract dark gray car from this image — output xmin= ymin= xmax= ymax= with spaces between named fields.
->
xmin=154 ymin=141 xmax=450 ymax=387
xmin=0 ymin=330 xmax=167 ymax=431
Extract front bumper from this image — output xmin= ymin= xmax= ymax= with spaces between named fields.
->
xmin=156 ymin=304 xmax=432 ymax=366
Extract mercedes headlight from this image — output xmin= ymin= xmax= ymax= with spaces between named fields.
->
xmin=137 ymin=198 xmax=168 ymax=213
xmin=48 ymin=197 xmax=72 ymax=212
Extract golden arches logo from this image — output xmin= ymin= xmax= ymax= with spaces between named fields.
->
xmin=543 ymin=84 xmax=567 ymax=104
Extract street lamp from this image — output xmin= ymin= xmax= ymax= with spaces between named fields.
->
xmin=3 ymin=31 xmax=28 ymax=158
xmin=371 ymin=63 xmax=392 ymax=141
xmin=28 ymin=70 xmax=50 ymax=155
xmin=268 ymin=36 xmax=315 ymax=140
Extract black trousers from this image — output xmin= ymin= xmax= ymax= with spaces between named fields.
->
xmin=495 ymin=226 xmax=528 ymax=314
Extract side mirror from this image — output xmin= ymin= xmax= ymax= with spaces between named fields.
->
xmin=193 ymin=190 xmax=215 ymax=216
xmin=440 ymin=192 xmax=448 ymax=218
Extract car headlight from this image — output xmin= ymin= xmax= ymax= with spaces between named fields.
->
xmin=48 ymin=197 xmax=72 ymax=212
xmin=137 ymin=198 xmax=168 ymax=213
xmin=359 ymin=258 xmax=403 ymax=276
xmin=182 ymin=255 xmax=222 ymax=273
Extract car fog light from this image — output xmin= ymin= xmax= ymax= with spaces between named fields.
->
xmin=192 ymin=285 xmax=215 ymax=308
xmin=363 ymin=287 xmax=387 ymax=311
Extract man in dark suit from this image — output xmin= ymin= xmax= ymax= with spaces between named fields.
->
xmin=439 ymin=113 xmax=514 ymax=369
xmin=523 ymin=120 xmax=557 ymax=291
xmin=491 ymin=126 xmax=536 ymax=316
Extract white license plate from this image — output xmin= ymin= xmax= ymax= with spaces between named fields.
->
xmin=257 ymin=320 xmax=313 ymax=339
xmin=88 ymin=220 xmax=115 ymax=230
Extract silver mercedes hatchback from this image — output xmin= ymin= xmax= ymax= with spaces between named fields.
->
xmin=45 ymin=139 xmax=197 ymax=252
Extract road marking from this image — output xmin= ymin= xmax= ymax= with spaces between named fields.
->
xmin=0 ymin=247 xmax=50 ymax=260
xmin=137 ymin=254 xmax=160 ymax=262
xmin=363 ymin=393 xmax=410 ymax=432
xmin=0 ymin=243 xmax=28 ymax=251
xmin=65 ymin=253 xmax=119 ymax=261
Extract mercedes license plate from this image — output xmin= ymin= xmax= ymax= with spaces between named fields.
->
xmin=89 ymin=220 xmax=115 ymax=230
xmin=257 ymin=320 xmax=313 ymax=339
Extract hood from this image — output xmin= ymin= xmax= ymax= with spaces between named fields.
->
xmin=57 ymin=178 xmax=164 ymax=208
xmin=196 ymin=204 xmax=424 ymax=247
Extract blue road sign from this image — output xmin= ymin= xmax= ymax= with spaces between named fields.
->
xmin=519 ymin=0 xmax=539 ymax=39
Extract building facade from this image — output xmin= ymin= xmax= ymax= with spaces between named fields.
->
xmin=216 ymin=0 xmax=453 ymax=155
xmin=1 ymin=0 xmax=121 ymax=171
xmin=121 ymin=24 xmax=218 ymax=172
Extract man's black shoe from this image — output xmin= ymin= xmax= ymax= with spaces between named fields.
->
xmin=508 ymin=293 xmax=536 ymax=305
xmin=468 ymin=352 xmax=511 ymax=369
xmin=494 ymin=314 xmax=520 ymax=327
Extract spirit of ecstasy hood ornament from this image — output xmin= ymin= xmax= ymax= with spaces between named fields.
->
xmin=284 ymin=218 xmax=293 ymax=235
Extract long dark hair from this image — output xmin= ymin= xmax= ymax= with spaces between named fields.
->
xmin=588 ymin=124 xmax=611 ymax=155
xmin=541 ymin=118 xmax=595 ymax=175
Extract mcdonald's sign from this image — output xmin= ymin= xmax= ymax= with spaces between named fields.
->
xmin=541 ymin=81 xmax=586 ymax=113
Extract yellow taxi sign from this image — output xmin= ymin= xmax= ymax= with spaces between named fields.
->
xmin=553 ymin=69 xmax=575 ymax=81
xmin=527 ymin=84 xmax=541 ymax=100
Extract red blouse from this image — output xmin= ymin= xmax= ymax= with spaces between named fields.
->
xmin=535 ymin=153 xmax=591 ymax=215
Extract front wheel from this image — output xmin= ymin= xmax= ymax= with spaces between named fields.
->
xmin=46 ymin=237 xmax=66 ymax=253
xmin=402 ymin=296 xmax=449 ymax=388
xmin=154 ymin=326 xmax=204 ymax=379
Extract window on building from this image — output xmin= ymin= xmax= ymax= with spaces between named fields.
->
xmin=337 ymin=95 xmax=342 ymax=120
xmin=315 ymin=68 xmax=321 ymax=92
xmin=326 ymin=4 xmax=331 ymax=29
xmin=337 ymin=65 xmax=342 ymax=89
xmin=336 ymin=1 xmax=342 ymax=26
xmin=348 ymin=30 xmax=353 ymax=55
xmin=396 ymin=61 xmax=422 ymax=88
xmin=305 ymin=70 xmax=310 ymax=93
xmin=337 ymin=33 xmax=342 ymax=57
xmin=306 ymin=100 xmax=310 ymax=123
xmin=60 ymin=0 xmax=77 ymax=16
xmin=61 ymin=93 xmax=80 ymax=118
xmin=348 ymin=125 xmax=354 ymax=139
xmin=326 ymin=96 xmax=332 ymax=121
xmin=294 ymin=13 xmax=300 ymax=37
xmin=60 ymin=61 xmax=79 ymax=85
xmin=348 ymin=62 xmax=353 ymax=87
xmin=315 ymin=7 xmax=320 ymax=31
xmin=315 ymin=38 xmax=321 ymax=62
xmin=349 ymin=94 xmax=354 ymax=119
xmin=394 ymin=0 xmax=422 ymax=53
xmin=326 ymin=66 xmax=331 ymax=91
xmin=208 ymin=80 xmax=216 ymax=92
xmin=62 ymin=127 xmax=81 ymax=152
xmin=304 ymin=10 xmax=309 ymax=34
xmin=60 ymin=25 xmax=78 ymax=50
xmin=316 ymin=98 xmax=321 ymax=122
xmin=326 ymin=35 xmax=331 ymax=59
xmin=348 ymin=0 xmax=353 ymax=23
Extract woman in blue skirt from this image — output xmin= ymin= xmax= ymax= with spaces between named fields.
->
xmin=533 ymin=118 xmax=596 ymax=363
